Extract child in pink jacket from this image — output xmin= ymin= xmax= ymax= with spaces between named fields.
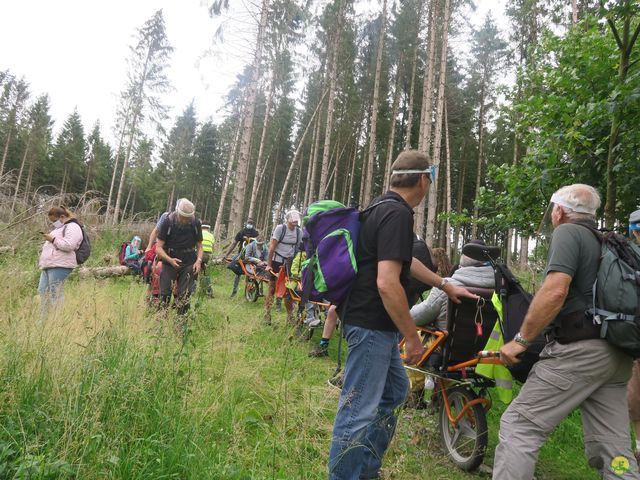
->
xmin=38 ymin=206 xmax=83 ymax=315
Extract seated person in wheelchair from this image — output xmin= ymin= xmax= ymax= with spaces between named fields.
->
xmin=244 ymin=235 xmax=269 ymax=278
xmin=410 ymin=240 xmax=495 ymax=331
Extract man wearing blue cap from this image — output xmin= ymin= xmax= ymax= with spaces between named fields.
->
xmin=628 ymin=208 xmax=640 ymax=465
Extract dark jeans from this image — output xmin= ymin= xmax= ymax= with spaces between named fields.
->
xmin=159 ymin=261 xmax=197 ymax=315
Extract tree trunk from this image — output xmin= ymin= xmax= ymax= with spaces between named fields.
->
xmin=318 ymin=0 xmax=346 ymax=199
xmin=362 ymin=0 xmax=388 ymax=207
xmin=453 ymin=144 xmax=466 ymax=250
xmin=306 ymin=114 xmax=322 ymax=205
xmin=24 ymin=154 xmax=35 ymax=202
xmin=213 ymin=119 xmax=242 ymax=240
xmin=519 ymin=236 xmax=529 ymax=267
xmin=471 ymin=76 xmax=487 ymax=239
xmin=347 ymin=141 xmax=358 ymax=205
xmin=112 ymin=110 xmax=141 ymax=225
xmin=415 ymin=0 xmax=439 ymax=235
xmin=444 ymin=100 xmax=452 ymax=257
xmin=275 ymin=89 xmax=329 ymax=221
xmin=404 ymin=1 xmax=423 ymax=150
xmin=383 ymin=64 xmax=402 ymax=192
xmin=425 ymin=0 xmax=451 ymax=246
xmin=228 ymin=0 xmax=270 ymax=236
xmin=0 ymin=123 xmax=14 ymax=178
xmin=106 ymin=99 xmax=133 ymax=223
xmin=11 ymin=134 xmax=31 ymax=214
xmin=247 ymin=71 xmax=276 ymax=220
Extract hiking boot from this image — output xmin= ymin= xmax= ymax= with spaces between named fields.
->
xmin=309 ymin=345 xmax=329 ymax=357
xmin=328 ymin=371 xmax=344 ymax=389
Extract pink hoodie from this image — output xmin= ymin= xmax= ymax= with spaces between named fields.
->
xmin=38 ymin=221 xmax=83 ymax=270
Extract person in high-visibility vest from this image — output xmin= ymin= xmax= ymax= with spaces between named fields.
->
xmin=200 ymin=224 xmax=215 ymax=297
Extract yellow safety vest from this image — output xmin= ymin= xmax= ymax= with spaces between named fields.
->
xmin=202 ymin=230 xmax=214 ymax=254
xmin=475 ymin=293 xmax=514 ymax=404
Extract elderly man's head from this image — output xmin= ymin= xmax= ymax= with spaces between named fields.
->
xmin=285 ymin=208 xmax=301 ymax=228
xmin=389 ymin=150 xmax=431 ymax=207
xmin=175 ymin=198 xmax=196 ymax=224
xmin=550 ymin=184 xmax=600 ymax=228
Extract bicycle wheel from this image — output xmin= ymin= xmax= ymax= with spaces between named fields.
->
xmin=244 ymin=278 xmax=259 ymax=302
xmin=438 ymin=385 xmax=488 ymax=472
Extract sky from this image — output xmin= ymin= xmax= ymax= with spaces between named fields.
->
xmin=1 ymin=0 xmax=508 ymax=145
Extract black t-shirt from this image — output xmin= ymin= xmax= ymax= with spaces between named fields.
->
xmin=157 ymin=213 xmax=203 ymax=263
xmin=235 ymin=226 xmax=260 ymax=252
xmin=341 ymin=191 xmax=415 ymax=331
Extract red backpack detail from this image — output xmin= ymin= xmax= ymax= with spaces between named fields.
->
xmin=118 ymin=241 xmax=131 ymax=265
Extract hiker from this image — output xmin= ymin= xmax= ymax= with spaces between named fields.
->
xmin=309 ymin=233 xmax=434 ymax=358
xmin=264 ymin=208 xmax=302 ymax=326
xmin=494 ymin=184 xmax=640 ymax=480
xmin=224 ymin=217 xmax=259 ymax=297
xmin=288 ymin=242 xmax=319 ymax=328
xmin=38 ymin=206 xmax=83 ymax=315
xmin=244 ymin=234 xmax=269 ymax=279
xmin=123 ymin=235 xmax=144 ymax=274
xmin=200 ymin=223 xmax=215 ymax=297
xmin=328 ymin=150 xmax=476 ymax=479
xmin=628 ymin=208 xmax=640 ymax=464
xmin=155 ymin=198 xmax=203 ymax=316
xmin=411 ymin=240 xmax=495 ymax=330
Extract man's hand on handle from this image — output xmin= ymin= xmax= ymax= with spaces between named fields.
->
xmin=499 ymin=340 xmax=526 ymax=366
xmin=403 ymin=333 xmax=427 ymax=366
xmin=442 ymin=282 xmax=478 ymax=304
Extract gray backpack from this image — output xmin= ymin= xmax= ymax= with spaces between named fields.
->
xmin=584 ymin=226 xmax=640 ymax=357
xmin=63 ymin=219 xmax=91 ymax=265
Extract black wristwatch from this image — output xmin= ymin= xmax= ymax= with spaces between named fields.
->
xmin=514 ymin=332 xmax=530 ymax=348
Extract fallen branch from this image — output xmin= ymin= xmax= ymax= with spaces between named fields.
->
xmin=77 ymin=266 xmax=133 ymax=279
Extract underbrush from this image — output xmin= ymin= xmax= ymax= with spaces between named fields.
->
xmin=0 ymin=238 xmax=599 ymax=479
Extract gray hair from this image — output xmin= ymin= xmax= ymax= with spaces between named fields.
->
xmin=553 ymin=184 xmax=600 ymax=221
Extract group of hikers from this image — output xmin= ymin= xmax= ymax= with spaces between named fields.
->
xmin=35 ymin=149 xmax=640 ymax=479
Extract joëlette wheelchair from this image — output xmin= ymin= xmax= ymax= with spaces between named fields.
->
xmin=400 ymin=242 xmax=537 ymax=471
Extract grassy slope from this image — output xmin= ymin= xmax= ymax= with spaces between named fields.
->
xmin=0 ymin=234 xmax=598 ymax=479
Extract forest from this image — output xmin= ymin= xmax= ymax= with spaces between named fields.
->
xmin=1 ymin=0 xmax=639 ymax=262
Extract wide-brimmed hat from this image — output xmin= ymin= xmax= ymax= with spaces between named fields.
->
xmin=176 ymin=199 xmax=195 ymax=218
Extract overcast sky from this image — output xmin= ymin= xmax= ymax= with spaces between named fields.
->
xmin=1 ymin=0 xmax=507 ymax=145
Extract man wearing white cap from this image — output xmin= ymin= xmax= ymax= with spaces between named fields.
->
xmin=495 ymin=184 xmax=639 ymax=479
xmin=264 ymin=208 xmax=302 ymax=325
xmin=627 ymin=208 xmax=640 ymax=465
xmin=156 ymin=198 xmax=204 ymax=316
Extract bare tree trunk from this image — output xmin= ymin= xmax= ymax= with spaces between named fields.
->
xmin=404 ymin=1 xmax=423 ymax=150
xmin=362 ymin=0 xmax=388 ymax=207
xmin=383 ymin=64 xmax=402 ymax=192
xmin=123 ymin=184 xmax=133 ymax=220
xmin=248 ymin=71 xmax=276 ymax=220
xmin=453 ymin=144 xmax=466 ymax=250
xmin=11 ymin=134 xmax=31 ymax=214
xmin=24 ymin=154 xmax=36 ymax=201
xmin=425 ymin=0 xmax=451 ymax=246
xmin=347 ymin=142 xmax=358 ymax=205
xmin=572 ymin=0 xmax=578 ymax=24
xmin=444 ymin=100 xmax=452 ymax=257
xmin=228 ymin=0 xmax=270 ymax=236
xmin=519 ymin=236 xmax=529 ymax=267
xmin=306 ymin=115 xmax=322 ymax=205
xmin=318 ymin=0 xmax=345 ymax=199
xmin=471 ymin=77 xmax=486 ymax=239
xmin=415 ymin=0 xmax=439 ymax=235
xmin=0 ymin=124 xmax=14 ymax=178
xmin=275 ymin=89 xmax=329 ymax=221
xmin=113 ymin=110 xmax=141 ymax=225
xmin=213 ymin=120 xmax=242 ymax=241
xmin=106 ymin=100 xmax=133 ymax=223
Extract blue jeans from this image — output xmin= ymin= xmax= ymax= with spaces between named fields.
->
xmin=328 ymin=324 xmax=409 ymax=480
xmin=38 ymin=267 xmax=73 ymax=315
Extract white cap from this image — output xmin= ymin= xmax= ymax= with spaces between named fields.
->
xmin=176 ymin=199 xmax=195 ymax=218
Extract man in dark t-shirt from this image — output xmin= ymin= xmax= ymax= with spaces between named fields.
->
xmin=224 ymin=217 xmax=260 ymax=297
xmin=156 ymin=198 xmax=203 ymax=316
xmin=494 ymin=184 xmax=638 ymax=479
xmin=328 ymin=151 xmax=475 ymax=480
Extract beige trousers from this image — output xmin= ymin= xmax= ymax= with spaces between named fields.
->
xmin=493 ymin=339 xmax=639 ymax=480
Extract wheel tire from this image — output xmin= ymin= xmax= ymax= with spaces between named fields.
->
xmin=438 ymin=385 xmax=488 ymax=472
xmin=245 ymin=279 xmax=259 ymax=302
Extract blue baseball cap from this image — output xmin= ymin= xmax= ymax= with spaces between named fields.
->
xmin=629 ymin=209 xmax=640 ymax=232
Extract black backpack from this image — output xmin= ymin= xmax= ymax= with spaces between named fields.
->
xmin=63 ymin=219 xmax=91 ymax=265
xmin=165 ymin=212 xmax=199 ymax=243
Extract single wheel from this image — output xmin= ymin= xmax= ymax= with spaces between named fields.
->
xmin=438 ymin=385 xmax=488 ymax=471
xmin=245 ymin=278 xmax=260 ymax=302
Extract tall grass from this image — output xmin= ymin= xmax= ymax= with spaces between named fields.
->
xmin=0 ymin=236 xmax=599 ymax=479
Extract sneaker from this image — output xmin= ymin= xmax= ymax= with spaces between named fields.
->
xmin=309 ymin=345 xmax=329 ymax=357
xmin=304 ymin=318 xmax=321 ymax=328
